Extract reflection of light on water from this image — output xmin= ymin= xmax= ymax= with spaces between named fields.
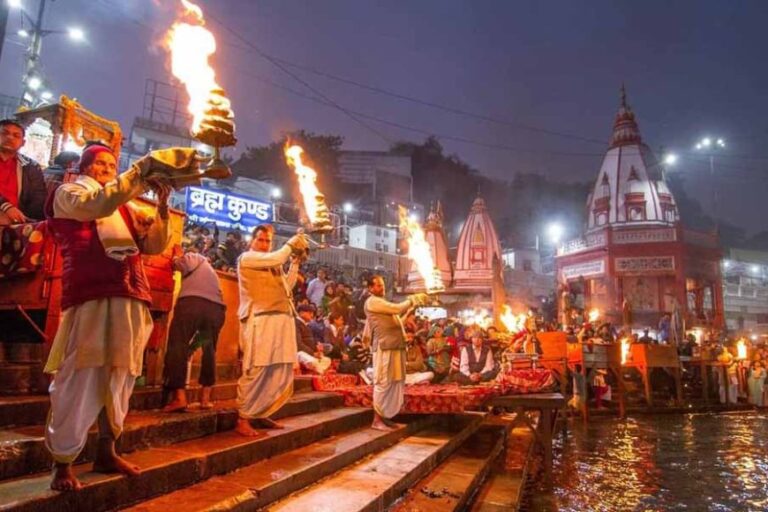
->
xmin=530 ymin=412 xmax=768 ymax=512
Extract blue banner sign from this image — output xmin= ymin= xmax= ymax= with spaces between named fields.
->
xmin=185 ymin=186 xmax=273 ymax=231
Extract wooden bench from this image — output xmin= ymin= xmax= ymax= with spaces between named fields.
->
xmin=490 ymin=392 xmax=566 ymax=478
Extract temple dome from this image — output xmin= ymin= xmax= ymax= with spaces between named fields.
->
xmin=586 ymin=86 xmax=679 ymax=231
xmin=453 ymin=195 xmax=502 ymax=291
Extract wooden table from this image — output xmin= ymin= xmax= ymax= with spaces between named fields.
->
xmin=491 ymin=392 xmax=567 ymax=478
xmin=624 ymin=344 xmax=683 ymax=406
xmin=567 ymin=342 xmax=626 ymax=421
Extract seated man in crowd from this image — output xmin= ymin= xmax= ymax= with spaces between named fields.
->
xmin=323 ymin=312 xmax=347 ymax=359
xmin=0 ymin=119 xmax=46 ymax=225
xmin=295 ymin=304 xmax=331 ymax=374
xmin=339 ymin=333 xmax=372 ymax=383
xmin=457 ymin=331 xmax=498 ymax=385
xmin=405 ymin=331 xmax=433 ymax=385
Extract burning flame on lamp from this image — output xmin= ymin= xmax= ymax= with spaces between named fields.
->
xmin=500 ymin=305 xmax=527 ymax=333
xmin=621 ymin=337 xmax=631 ymax=365
xmin=165 ymin=0 xmax=235 ymax=180
xmin=736 ymin=339 xmax=748 ymax=360
xmin=588 ymin=308 xmax=600 ymax=323
xmin=284 ymin=145 xmax=331 ymax=232
xmin=399 ymin=206 xmax=445 ymax=294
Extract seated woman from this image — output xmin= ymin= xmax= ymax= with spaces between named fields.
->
xmin=323 ymin=312 xmax=347 ymax=359
xmin=426 ymin=325 xmax=453 ymax=383
xmin=405 ymin=331 xmax=434 ymax=385
xmin=456 ymin=331 xmax=498 ymax=385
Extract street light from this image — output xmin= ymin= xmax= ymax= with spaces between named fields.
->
xmin=270 ymin=187 xmax=282 ymax=199
xmin=663 ymin=153 xmax=678 ymax=166
xmin=67 ymin=27 xmax=85 ymax=42
xmin=343 ymin=202 xmax=354 ymax=213
xmin=15 ymin=0 xmax=89 ymax=108
xmin=547 ymin=222 xmax=564 ymax=244
xmin=40 ymin=90 xmax=53 ymax=100
xmin=694 ymin=135 xmax=726 ymax=225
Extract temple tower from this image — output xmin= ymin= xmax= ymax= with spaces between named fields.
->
xmin=453 ymin=195 xmax=503 ymax=292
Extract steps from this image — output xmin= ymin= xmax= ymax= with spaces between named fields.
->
xmin=265 ymin=413 xmax=485 ymax=512
xmin=388 ymin=425 xmax=505 ymax=512
xmin=0 ymin=406 xmax=373 ymax=512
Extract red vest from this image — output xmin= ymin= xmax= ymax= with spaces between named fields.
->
xmin=45 ymin=185 xmax=152 ymax=311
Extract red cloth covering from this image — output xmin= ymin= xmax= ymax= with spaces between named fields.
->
xmin=0 ymin=221 xmax=47 ymax=278
xmin=312 ymin=368 xmax=556 ymax=414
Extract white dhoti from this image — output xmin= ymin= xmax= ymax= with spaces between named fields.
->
xmin=44 ymin=297 xmax=153 ymax=464
xmin=238 ymin=313 xmax=296 ymax=419
xmin=373 ymin=348 xmax=406 ymax=419
xmin=297 ymin=351 xmax=332 ymax=375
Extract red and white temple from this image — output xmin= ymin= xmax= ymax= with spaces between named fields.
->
xmin=555 ymin=87 xmax=724 ymax=333
xmin=405 ymin=196 xmax=505 ymax=315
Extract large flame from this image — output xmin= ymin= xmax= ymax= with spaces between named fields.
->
xmin=588 ymin=308 xmax=600 ymax=323
xmin=165 ymin=0 xmax=229 ymax=133
xmin=500 ymin=305 xmax=527 ymax=333
xmin=399 ymin=206 xmax=444 ymax=294
xmin=621 ymin=337 xmax=631 ymax=365
xmin=736 ymin=339 xmax=748 ymax=360
xmin=285 ymin=145 xmax=323 ymax=225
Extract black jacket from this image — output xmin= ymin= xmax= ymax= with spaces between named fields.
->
xmin=0 ymin=154 xmax=46 ymax=221
xmin=295 ymin=318 xmax=317 ymax=354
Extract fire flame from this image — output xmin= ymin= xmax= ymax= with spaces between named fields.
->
xmin=588 ymin=308 xmax=600 ymax=323
xmin=736 ymin=339 xmax=748 ymax=360
xmin=399 ymin=206 xmax=444 ymax=294
xmin=285 ymin=145 xmax=323 ymax=225
xmin=165 ymin=0 xmax=230 ymax=134
xmin=500 ymin=305 xmax=527 ymax=333
xmin=621 ymin=337 xmax=631 ymax=365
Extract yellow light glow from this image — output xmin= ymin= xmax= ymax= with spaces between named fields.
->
xmin=500 ymin=305 xmax=527 ymax=333
xmin=736 ymin=339 xmax=748 ymax=360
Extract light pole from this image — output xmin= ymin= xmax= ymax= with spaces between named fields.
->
xmin=11 ymin=0 xmax=86 ymax=107
xmin=342 ymin=202 xmax=354 ymax=243
xmin=694 ymin=137 xmax=725 ymax=226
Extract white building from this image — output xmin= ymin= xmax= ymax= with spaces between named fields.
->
xmin=723 ymin=249 xmax=768 ymax=331
xmin=348 ymin=224 xmax=398 ymax=255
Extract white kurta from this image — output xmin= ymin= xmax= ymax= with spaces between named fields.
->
xmin=45 ymin=170 xmax=170 ymax=463
xmin=366 ymin=295 xmax=412 ymax=419
xmin=236 ymin=244 xmax=299 ymax=419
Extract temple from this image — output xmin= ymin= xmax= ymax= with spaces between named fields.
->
xmin=555 ymin=86 xmax=724 ymax=333
xmin=405 ymin=195 xmax=504 ymax=315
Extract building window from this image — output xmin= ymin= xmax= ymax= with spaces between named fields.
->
xmin=383 ymin=230 xmax=389 ymax=238
xmin=375 ymin=243 xmax=381 ymax=251
xmin=383 ymin=244 xmax=388 ymax=252
xmin=375 ymin=228 xmax=381 ymax=236
xmin=595 ymin=211 xmax=608 ymax=226
xmin=523 ymin=260 xmax=533 ymax=271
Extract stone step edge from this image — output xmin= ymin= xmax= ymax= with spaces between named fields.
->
xmin=0 ymin=392 xmax=344 ymax=482
xmin=121 ymin=415 xmax=439 ymax=512
xmin=0 ymin=407 xmax=373 ymax=512
xmin=388 ymin=425 xmax=506 ymax=512
xmin=0 ymin=376 xmax=316 ymax=428
xmin=468 ymin=419 xmax=539 ymax=512
xmin=267 ymin=412 xmax=487 ymax=512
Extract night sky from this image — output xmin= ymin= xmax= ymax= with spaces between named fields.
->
xmin=1 ymin=0 xmax=766 ymax=234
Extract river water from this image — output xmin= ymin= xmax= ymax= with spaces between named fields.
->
xmin=528 ymin=411 xmax=768 ymax=512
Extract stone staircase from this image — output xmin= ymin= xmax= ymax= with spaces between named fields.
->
xmin=0 ymin=342 xmax=47 ymax=396
xmin=0 ymin=376 xmax=534 ymax=512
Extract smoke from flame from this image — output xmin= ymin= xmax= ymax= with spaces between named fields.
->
xmin=399 ymin=206 xmax=444 ymax=293
xmin=165 ymin=0 xmax=227 ymax=133
xmin=285 ymin=145 xmax=322 ymax=225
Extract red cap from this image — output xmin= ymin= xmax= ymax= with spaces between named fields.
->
xmin=79 ymin=145 xmax=114 ymax=173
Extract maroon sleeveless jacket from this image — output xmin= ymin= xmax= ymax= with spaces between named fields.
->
xmin=45 ymin=184 xmax=152 ymax=311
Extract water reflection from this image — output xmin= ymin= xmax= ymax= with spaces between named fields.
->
xmin=530 ymin=411 xmax=768 ymax=511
